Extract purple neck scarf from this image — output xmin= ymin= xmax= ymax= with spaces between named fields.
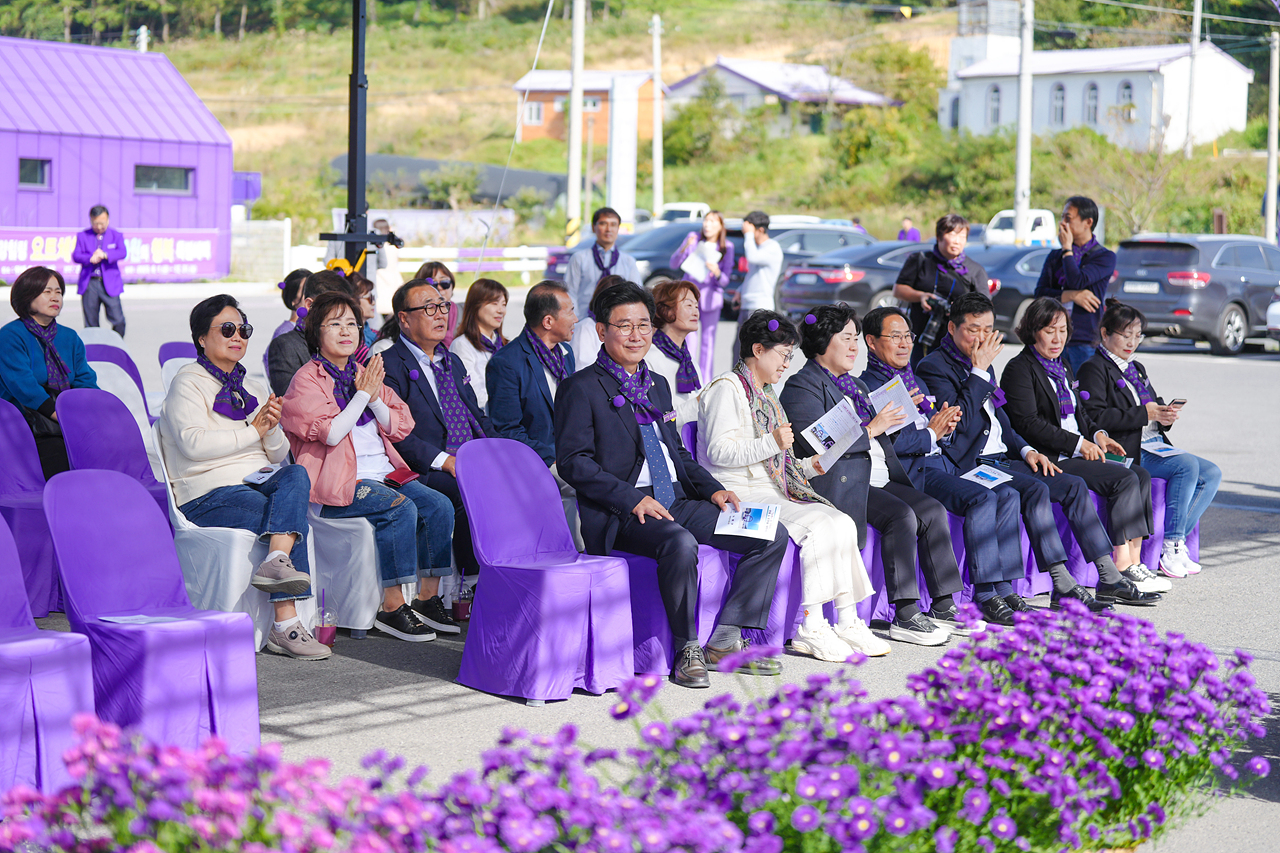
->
xmin=1032 ymin=350 xmax=1075 ymax=420
xmin=21 ymin=318 xmax=70 ymax=392
xmin=1101 ymin=346 xmax=1154 ymax=406
xmin=820 ymin=366 xmax=876 ymax=426
xmin=524 ymin=327 xmax=569 ymax=383
xmin=932 ymin=245 xmax=969 ymax=277
xmin=196 ymin=353 xmax=258 ymax=421
xmin=481 ymin=333 xmax=503 ymax=355
xmin=651 ymin=330 xmax=701 ymax=394
xmin=865 ymin=351 xmax=932 ymax=416
xmin=294 ymin=316 xmax=307 ymax=335
xmin=941 ymin=334 xmax=1005 ymax=407
xmin=428 ymin=349 xmax=484 ymax=453
xmin=596 ymin=348 xmax=663 ymax=426
xmin=315 ymin=355 xmax=374 ymax=426
xmin=592 ymin=243 xmax=620 ymax=280
xmin=1057 ymin=237 xmax=1099 ymax=288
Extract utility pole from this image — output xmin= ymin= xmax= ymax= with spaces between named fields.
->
xmin=1013 ymin=0 xmax=1033 ymax=245
xmin=1266 ymin=32 xmax=1278 ymax=243
xmin=650 ymin=14 xmax=664 ymax=218
xmin=1184 ymin=0 xmax=1202 ymax=159
xmin=566 ymin=0 xmax=586 ymax=246
xmin=584 ymin=115 xmax=595 ymax=232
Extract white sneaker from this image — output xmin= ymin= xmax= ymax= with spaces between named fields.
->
xmin=1123 ymin=563 xmax=1172 ymax=594
xmin=1172 ymin=541 xmax=1202 ymax=575
xmin=1158 ymin=544 xmax=1188 ymax=579
xmin=791 ymin=622 xmax=856 ymax=662
xmin=837 ymin=618 xmax=892 ymax=657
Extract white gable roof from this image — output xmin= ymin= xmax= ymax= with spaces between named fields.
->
xmin=513 ymin=69 xmax=654 ymax=93
xmin=669 ymin=57 xmax=894 ymax=107
xmin=956 ymin=41 xmax=1253 ymax=80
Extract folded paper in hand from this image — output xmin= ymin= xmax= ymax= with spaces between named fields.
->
xmin=679 ymin=240 xmax=722 ymax=283
xmin=800 ymin=397 xmax=864 ymax=472
xmin=714 ymin=503 xmax=781 ymax=540
xmin=868 ymin=376 xmax=926 ymax=435
xmin=1141 ymin=441 xmax=1185 ymax=458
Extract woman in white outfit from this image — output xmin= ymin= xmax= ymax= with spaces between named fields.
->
xmin=697 ymin=309 xmax=889 ymax=661
xmin=449 ymin=277 xmax=508 ymax=412
xmin=644 ymin=279 xmax=702 ymax=429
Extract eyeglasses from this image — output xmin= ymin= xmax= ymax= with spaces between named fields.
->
xmin=771 ymin=349 xmax=795 ymax=365
xmin=218 ymin=322 xmax=253 ymax=340
xmin=877 ymin=332 xmax=915 ymax=344
xmin=606 ymin=321 xmax=654 ymax=336
xmin=403 ymin=302 xmax=452 ymax=316
xmin=1113 ymin=332 xmax=1146 ymax=344
xmin=322 ymin=321 xmax=361 ymax=332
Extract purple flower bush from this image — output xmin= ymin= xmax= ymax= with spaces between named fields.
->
xmin=0 ymin=603 xmax=1269 ymax=853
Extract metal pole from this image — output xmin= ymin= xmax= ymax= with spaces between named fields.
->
xmin=1184 ymin=0 xmax=1202 ymax=159
xmin=650 ymin=14 xmax=664 ymax=218
xmin=566 ymin=0 xmax=585 ymax=246
xmin=345 ymin=0 xmax=369 ymax=267
xmin=1266 ymin=32 xmax=1278 ymax=243
xmin=584 ymin=115 xmax=595 ymax=232
xmin=1013 ymin=0 xmax=1033 ymax=245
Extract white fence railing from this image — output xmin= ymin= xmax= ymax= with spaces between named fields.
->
xmin=290 ymin=245 xmax=552 ymax=283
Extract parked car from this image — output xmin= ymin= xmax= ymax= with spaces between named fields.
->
xmin=963 ymin=244 xmax=1053 ymax=332
xmin=1110 ymin=234 xmax=1279 ymax=355
xmin=541 ymin=233 xmax=636 ymax=282
xmin=985 ymin=209 xmax=1059 ymax=246
xmin=777 ymin=241 xmax=931 ymax=319
xmin=655 ymin=202 xmax=710 ymax=225
xmin=1268 ymin=286 xmax=1280 ymax=340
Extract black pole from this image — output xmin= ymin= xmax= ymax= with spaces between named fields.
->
xmin=345 ymin=0 xmax=369 ymax=267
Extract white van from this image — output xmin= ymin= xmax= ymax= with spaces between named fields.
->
xmin=984 ymin=209 xmax=1059 ymax=246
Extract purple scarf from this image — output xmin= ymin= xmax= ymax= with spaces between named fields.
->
xmin=315 ymin=355 xmax=374 ymax=426
xmin=294 ymin=316 xmax=307 ymax=335
xmin=940 ymin=334 xmax=1005 ymax=408
xmin=1032 ymin=350 xmax=1076 ymax=420
xmin=524 ymin=327 xmax=569 ymax=383
xmin=481 ymin=333 xmax=503 ymax=355
xmin=596 ymin=348 xmax=663 ymax=425
xmin=820 ymin=366 xmax=876 ymax=426
xmin=428 ymin=350 xmax=484 ymax=453
xmin=651 ymin=330 xmax=701 ymax=393
xmin=21 ymin=318 xmax=70 ymax=392
xmin=865 ymin=351 xmax=933 ymax=416
xmin=592 ymin=243 xmax=620 ymax=281
xmin=1056 ymin=237 xmax=1099 ymax=288
xmin=932 ymin=245 xmax=969 ymax=277
xmin=1101 ymin=346 xmax=1155 ymax=405
xmin=196 ymin=353 xmax=259 ymax=421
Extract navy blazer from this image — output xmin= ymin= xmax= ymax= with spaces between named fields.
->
xmin=916 ymin=343 xmax=1028 ymax=473
xmin=381 ymin=338 xmax=496 ymax=472
xmin=858 ymin=360 xmax=950 ymax=482
xmin=1077 ymin=352 xmax=1168 ymax=459
xmin=485 ymin=331 xmax=575 ymax=466
xmin=779 ymin=359 xmax=910 ymax=550
xmin=1034 ymin=243 xmax=1117 ymax=346
xmin=554 ymin=363 xmax=724 ymax=556
xmin=1000 ymin=347 xmax=1104 ymax=459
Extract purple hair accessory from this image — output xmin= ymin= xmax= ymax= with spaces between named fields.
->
xmin=612 ymin=395 xmax=626 ymax=408
xmin=804 ymin=314 xmax=817 ymax=324
xmin=296 ymin=306 xmax=308 ymax=318
xmin=768 ymin=319 xmax=780 ymax=332
xmin=1080 ymin=390 xmax=1090 ymax=401
xmin=277 ymin=281 xmax=286 ymax=290
xmin=409 ymin=369 xmax=420 ymax=380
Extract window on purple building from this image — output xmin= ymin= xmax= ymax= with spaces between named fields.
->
xmin=19 ymin=159 xmax=51 ymax=189
xmin=135 ymin=165 xmax=194 ymax=194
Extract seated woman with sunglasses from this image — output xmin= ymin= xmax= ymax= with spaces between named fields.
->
xmin=159 ymin=295 xmax=329 ymax=661
xmin=280 ymin=290 xmax=456 ymax=643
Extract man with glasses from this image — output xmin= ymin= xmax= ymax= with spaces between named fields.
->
xmin=73 ymin=205 xmax=128 ymax=337
xmin=1034 ymin=195 xmax=1116 ymax=375
xmin=565 ymin=207 xmax=641 ymax=319
xmin=266 ymin=269 xmax=357 ymax=396
xmin=555 ymin=282 xmax=790 ymax=689
xmin=381 ymin=279 xmax=497 ymax=633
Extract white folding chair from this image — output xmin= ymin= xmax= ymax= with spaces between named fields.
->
xmin=306 ymin=507 xmax=395 ymax=637
xmin=161 ymin=358 xmax=197 ymax=393
xmin=77 ymin=327 xmax=128 ymax=350
xmin=91 ymin=361 xmax=161 ymax=477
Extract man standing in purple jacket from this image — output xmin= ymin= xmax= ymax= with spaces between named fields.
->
xmin=72 ymin=204 xmax=128 ymax=336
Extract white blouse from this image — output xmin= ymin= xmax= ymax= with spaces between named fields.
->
xmin=643 ymin=345 xmax=701 ymax=429
xmin=449 ymin=333 xmax=498 ymax=412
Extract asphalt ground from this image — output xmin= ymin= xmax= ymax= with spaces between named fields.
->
xmin=15 ymin=282 xmax=1280 ymax=851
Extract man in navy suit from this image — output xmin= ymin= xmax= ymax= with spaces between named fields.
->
xmin=917 ymin=292 xmax=1119 ymax=614
xmin=554 ymin=282 xmax=790 ymax=689
xmin=382 ymin=279 xmax=498 ymax=634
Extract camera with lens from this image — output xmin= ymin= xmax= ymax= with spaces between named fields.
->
xmin=918 ymin=294 xmax=951 ymax=350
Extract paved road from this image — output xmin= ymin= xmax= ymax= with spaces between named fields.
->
xmin=18 ymin=283 xmax=1280 ymax=852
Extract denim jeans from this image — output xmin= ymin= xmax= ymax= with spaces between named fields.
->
xmin=1063 ymin=343 xmax=1095 ymax=377
xmin=319 ymin=479 xmax=455 ymax=588
xmin=1140 ymin=450 xmax=1222 ymax=540
xmin=179 ymin=464 xmax=312 ymax=602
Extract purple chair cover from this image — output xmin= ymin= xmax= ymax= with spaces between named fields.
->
xmin=455 ymin=439 xmax=633 ymax=701
xmin=0 ymin=516 xmax=94 ymax=794
xmin=56 ymin=389 xmax=169 ymax=521
xmin=680 ymin=422 xmax=698 ymax=457
xmin=43 ymin=470 xmax=259 ymax=753
xmin=0 ymin=399 xmax=59 ymax=617
xmin=622 ymin=546 xmax=729 ymax=674
xmin=158 ymin=341 xmax=198 ymax=367
xmin=84 ymin=345 xmax=154 ymax=424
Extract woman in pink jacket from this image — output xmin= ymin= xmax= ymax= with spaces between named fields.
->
xmin=281 ymin=290 xmax=455 ymax=643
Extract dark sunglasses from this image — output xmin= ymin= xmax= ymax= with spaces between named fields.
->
xmin=218 ymin=322 xmax=254 ymax=339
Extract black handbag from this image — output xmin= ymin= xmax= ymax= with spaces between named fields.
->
xmin=20 ymin=386 xmax=61 ymax=439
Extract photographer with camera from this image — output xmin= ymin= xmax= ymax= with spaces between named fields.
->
xmin=893 ymin=214 xmax=989 ymax=366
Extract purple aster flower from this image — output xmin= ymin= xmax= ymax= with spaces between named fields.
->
xmin=934 ymin=826 xmax=958 ymax=853
xmin=795 ymin=774 xmax=822 ymax=800
xmin=989 ymin=813 xmax=1018 ymax=840
xmin=791 ymin=805 xmax=821 ymax=832
xmin=884 ymin=808 xmax=912 ymax=836
xmin=1142 ymin=749 xmax=1166 ymax=769
xmin=847 ymin=814 xmax=879 ymax=841
xmin=961 ymin=788 xmax=990 ymax=823
xmin=747 ymin=811 xmax=775 ymax=834
xmin=640 ymin=722 xmax=675 ymax=750
xmin=922 ymin=759 xmax=957 ymax=789
xmin=1248 ymin=756 xmax=1271 ymax=777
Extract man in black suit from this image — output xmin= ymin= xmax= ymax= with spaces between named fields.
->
xmin=382 ymin=279 xmax=499 ymax=633
xmin=554 ymin=282 xmax=790 ymax=688
xmin=917 ymin=292 xmax=1117 ymax=614
xmin=779 ymin=305 xmax=963 ymax=646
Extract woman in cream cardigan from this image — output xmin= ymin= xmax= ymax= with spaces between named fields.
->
xmin=696 ymin=310 xmax=889 ymax=662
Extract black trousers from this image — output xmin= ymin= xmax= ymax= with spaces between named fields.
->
xmin=421 ymin=470 xmax=478 ymax=575
xmin=1056 ymin=457 xmax=1153 ymax=543
xmin=612 ymin=484 xmax=789 ymax=648
xmin=1001 ymin=460 xmax=1114 ymax=567
xmin=35 ymin=434 xmax=70 ymax=481
xmin=865 ymin=481 xmax=964 ymax=604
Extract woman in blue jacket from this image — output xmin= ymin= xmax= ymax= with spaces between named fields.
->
xmin=0 ymin=266 xmax=98 ymax=477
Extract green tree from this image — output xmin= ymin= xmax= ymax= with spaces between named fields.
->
xmin=421 ymin=163 xmax=482 ymax=210
xmin=663 ymin=74 xmax=734 ymax=166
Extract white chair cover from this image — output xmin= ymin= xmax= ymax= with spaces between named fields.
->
xmin=76 ymin=327 xmax=128 ymax=350
xmin=368 ymin=338 xmax=394 ymax=358
xmin=91 ymin=361 xmax=161 ymax=478
xmin=305 ymin=507 xmax=384 ymax=631
xmin=161 ymin=358 xmax=197 ymax=392
xmin=151 ymin=422 xmax=316 ymax=650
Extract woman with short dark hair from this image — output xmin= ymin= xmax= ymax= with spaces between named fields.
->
xmin=893 ymin=213 xmax=989 ymax=363
xmin=1078 ymin=299 xmax=1219 ymax=579
xmin=0 ymin=266 xmax=98 ymax=477
xmin=644 ymin=279 xmax=703 ymax=427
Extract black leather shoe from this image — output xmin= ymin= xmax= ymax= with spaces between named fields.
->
xmin=979 ymin=596 xmax=1016 ymax=627
xmin=1051 ymin=585 xmax=1113 ymax=613
xmin=1004 ymin=594 xmax=1035 ymax=613
xmin=671 ymin=644 xmax=710 ymax=688
xmin=1095 ymin=578 xmax=1162 ymax=607
xmin=704 ymin=636 xmax=782 ymax=676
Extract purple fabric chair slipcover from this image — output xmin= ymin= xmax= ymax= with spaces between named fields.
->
xmin=158 ymin=341 xmax=198 ymax=367
xmin=680 ymin=422 xmax=698 ymax=457
xmin=0 ymin=399 xmax=59 ymax=617
xmin=56 ymin=389 xmax=169 ymax=521
xmin=455 ymin=439 xmax=633 ymax=702
xmin=43 ymin=470 xmax=259 ymax=754
xmin=85 ymin=344 xmax=154 ymax=425
xmin=622 ymin=546 xmax=730 ymax=674
xmin=0 ymin=516 xmax=94 ymax=794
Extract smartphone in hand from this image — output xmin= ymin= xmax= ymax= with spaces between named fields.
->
xmin=1168 ymin=399 xmax=1187 ymax=409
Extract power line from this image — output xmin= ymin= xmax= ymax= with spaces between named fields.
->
xmin=1078 ymin=0 xmax=1280 ymax=28
xmin=1035 ymin=18 xmax=1256 ymax=38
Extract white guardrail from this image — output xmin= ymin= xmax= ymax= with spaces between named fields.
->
xmin=290 ymin=245 xmax=551 ymax=283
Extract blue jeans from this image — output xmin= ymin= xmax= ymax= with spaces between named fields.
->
xmin=179 ymin=464 xmax=312 ymax=602
xmin=1140 ymin=450 xmax=1222 ymax=540
xmin=319 ymin=479 xmax=454 ymax=588
xmin=1063 ymin=343 xmax=1095 ymax=376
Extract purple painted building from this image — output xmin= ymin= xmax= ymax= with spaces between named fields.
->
xmin=0 ymin=37 xmax=232 ymax=282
